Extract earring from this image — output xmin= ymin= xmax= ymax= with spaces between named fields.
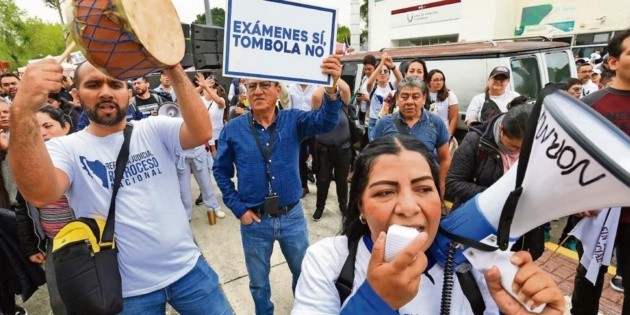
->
xmin=359 ymin=214 xmax=366 ymax=224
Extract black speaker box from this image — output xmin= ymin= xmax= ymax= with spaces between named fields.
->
xmin=193 ymin=41 xmax=223 ymax=54
xmin=181 ymin=53 xmax=194 ymax=68
xmin=194 ymin=53 xmax=222 ymax=69
xmin=185 ymin=39 xmax=192 ymax=53
xmin=181 ymin=23 xmax=190 ymax=38
xmin=191 ymin=24 xmax=224 ymax=42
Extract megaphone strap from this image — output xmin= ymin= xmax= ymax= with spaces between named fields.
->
xmin=496 ymin=187 xmax=523 ymax=250
xmin=437 ymin=226 xmax=498 ymax=252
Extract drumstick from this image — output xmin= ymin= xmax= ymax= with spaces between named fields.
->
xmin=57 ymin=42 xmax=77 ymax=64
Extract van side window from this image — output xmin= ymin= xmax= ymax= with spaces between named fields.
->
xmin=510 ymin=57 xmax=541 ymax=100
xmin=545 ymin=52 xmax=572 ymax=84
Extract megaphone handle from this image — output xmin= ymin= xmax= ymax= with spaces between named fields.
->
xmin=491 ymin=251 xmax=546 ymax=313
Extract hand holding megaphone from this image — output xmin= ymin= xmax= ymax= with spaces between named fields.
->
xmin=431 ymin=90 xmax=630 ymax=313
xmin=369 ymin=229 xmax=429 ymax=310
xmin=483 ymin=251 xmax=565 ymax=314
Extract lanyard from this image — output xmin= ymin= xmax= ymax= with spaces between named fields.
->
xmin=248 ymin=112 xmax=277 ymax=195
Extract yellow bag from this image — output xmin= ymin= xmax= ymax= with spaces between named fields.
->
xmin=52 ymin=217 xmax=122 ymax=315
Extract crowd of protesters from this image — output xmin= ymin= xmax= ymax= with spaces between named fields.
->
xmin=0 ymin=28 xmax=627 ymax=315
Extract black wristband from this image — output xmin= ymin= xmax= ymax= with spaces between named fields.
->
xmin=389 ymin=65 xmax=396 ymax=71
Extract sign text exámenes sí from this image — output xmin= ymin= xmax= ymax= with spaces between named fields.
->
xmin=231 ymin=20 xmax=328 ymax=57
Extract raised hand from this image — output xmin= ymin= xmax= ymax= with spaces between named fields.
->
xmin=320 ymin=55 xmax=342 ymax=89
xmin=13 ymin=59 xmax=63 ymax=113
xmin=195 ymin=73 xmax=208 ymax=89
xmin=382 ymin=53 xmax=394 ymax=69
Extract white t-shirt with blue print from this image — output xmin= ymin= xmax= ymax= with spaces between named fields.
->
xmin=46 ymin=116 xmax=200 ymax=297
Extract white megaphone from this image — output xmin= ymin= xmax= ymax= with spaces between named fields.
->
xmin=430 ymin=90 xmax=630 ymax=312
xmin=157 ymin=102 xmax=181 ymax=118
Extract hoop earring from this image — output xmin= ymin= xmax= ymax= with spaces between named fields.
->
xmin=359 ymin=214 xmax=366 ymax=224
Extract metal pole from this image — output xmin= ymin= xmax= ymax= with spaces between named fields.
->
xmin=204 ymin=0 xmax=212 ymax=26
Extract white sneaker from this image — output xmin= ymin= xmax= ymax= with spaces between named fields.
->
xmin=215 ymin=210 xmax=226 ymax=219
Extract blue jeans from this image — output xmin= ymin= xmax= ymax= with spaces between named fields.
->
xmin=240 ymin=202 xmax=309 ymax=315
xmin=119 ymin=256 xmax=232 ymax=315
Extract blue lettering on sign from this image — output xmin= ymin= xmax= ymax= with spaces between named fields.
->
xmin=231 ymin=19 xmax=326 ymax=56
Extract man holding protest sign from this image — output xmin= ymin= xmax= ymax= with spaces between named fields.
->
xmin=213 ymin=55 xmax=342 ymax=314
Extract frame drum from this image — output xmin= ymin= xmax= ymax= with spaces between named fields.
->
xmin=70 ymin=0 xmax=185 ymax=80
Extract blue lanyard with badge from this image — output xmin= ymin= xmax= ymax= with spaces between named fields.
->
xmin=248 ymin=113 xmax=280 ymax=214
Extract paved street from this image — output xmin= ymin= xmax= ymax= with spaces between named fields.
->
xmin=20 ymin=180 xmax=623 ymax=314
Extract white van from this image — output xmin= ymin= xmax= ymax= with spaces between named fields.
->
xmin=340 ymin=40 xmax=577 ymax=136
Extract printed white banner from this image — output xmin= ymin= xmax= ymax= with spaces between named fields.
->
xmin=223 ymin=0 xmax=337 ymax=86
xmin=571 ymin=207 xmax=620 ymax=285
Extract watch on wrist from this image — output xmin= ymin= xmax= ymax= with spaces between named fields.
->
xmin=325 ymin=85 xmax=340 ymax=99
xmin=389 ymin=65 xmax=396 ymax=71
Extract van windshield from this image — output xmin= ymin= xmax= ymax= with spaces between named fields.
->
xmin=511 ymin=57 xmax=541 ymax=100
xmin=545 ymin=52 xmax=572 ymax=84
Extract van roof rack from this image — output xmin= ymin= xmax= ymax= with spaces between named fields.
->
xmin=345 ymin=40 xmax=567 ymax=62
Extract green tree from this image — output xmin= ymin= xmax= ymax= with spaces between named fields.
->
xmin=193 ymin=7 xmax=226 ymax=27
xmin=42 ymin=0 xmax=66 ymax=26
xmin=0 ymin=0 xmax=65 ymax=68
xmin=194 ymin=13 xmax=205 ymax=25
xmin=360 ymin=0 xmax=368 ymax=45
xmin=337 ymin=25 xmax=351 ymax=44
xmin=0 ymin=0 xmax=29 ymax=67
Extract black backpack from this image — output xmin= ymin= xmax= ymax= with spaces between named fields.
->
xmin=335 ymin=237 xmax=486 ymax=314
xmin=479 ymin=91 xmax=501 ymax=123
xmin=154 ymin=90 xmax=173 ymax=103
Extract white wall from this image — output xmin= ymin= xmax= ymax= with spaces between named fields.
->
xmin=368 ymin=0 xmax=520 ymax=49
xmin=366 ymin=0 xmax=629 ymax=51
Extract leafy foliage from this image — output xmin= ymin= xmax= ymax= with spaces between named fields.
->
xmin=337 ymin=25 xmax=351 ymax=44
xmin=0 ymin=0 xmax=65 ymax=68
xmin=193 ymin=7 xmax=226 ymax=27
xmin=360 ymin=0 xmax=368 ymax=45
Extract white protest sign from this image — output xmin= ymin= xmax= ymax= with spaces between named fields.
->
xmin=223 ymin=0 xmax=337 ymax=86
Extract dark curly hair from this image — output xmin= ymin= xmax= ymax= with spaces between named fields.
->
xmin=342 ymin=135 xmax=441 ymax=242
xmin=38 ymin=105 xmax=71 ymax=132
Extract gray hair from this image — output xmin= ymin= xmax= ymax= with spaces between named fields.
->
xmin=0 ymin=97 xmax=10 ymax=106
xmin=394 ymin=76 xmax=428 ymax=99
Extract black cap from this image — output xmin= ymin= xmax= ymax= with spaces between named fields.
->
xmin=489 ymin=66 xmax=510 ymax=79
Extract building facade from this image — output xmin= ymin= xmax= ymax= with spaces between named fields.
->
xmin=365 ymin=0 xmax=630 ymax=57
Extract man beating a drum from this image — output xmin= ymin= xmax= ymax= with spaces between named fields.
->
xmin=9 ymin=59 xmax=233 ymax=314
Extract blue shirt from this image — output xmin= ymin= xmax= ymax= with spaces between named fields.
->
xmin=370 ymin=110 xmax=450 ymax=152
xmin=213 ymin=96 xmax=341 ymax=218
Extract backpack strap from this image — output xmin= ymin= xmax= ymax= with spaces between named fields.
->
xmin=480 ymin=91 xmax=501 ymax=122
xmin=153 ymin=92 xmax=164 ymax=106
xmin=392 ymin=113 xmax=410 ymax=135
xmin=101 ymin=124 xmax=133 ymax=246
xmin=456 ymin=267 xmax=487 ymax=315
xmin=335 ymin=237 xmax=360 ymax=306
xmin=368 ymin=85 xmax=377 ymax=104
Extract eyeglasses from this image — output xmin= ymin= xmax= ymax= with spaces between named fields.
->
xmin=245 ymin=81 xmax=274 ymax=91
xmin=380 ymin=70 xmax=390 ymax=75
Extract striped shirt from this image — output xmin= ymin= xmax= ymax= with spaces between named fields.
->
xmin=39 ymin=196 xmax=74 ymax=239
